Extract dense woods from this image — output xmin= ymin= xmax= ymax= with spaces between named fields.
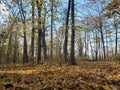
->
xmin=0 ymin=0 xmax=120 ymax=90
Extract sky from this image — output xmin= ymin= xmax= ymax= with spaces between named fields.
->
xmin=0 ymin=0 xmax=9 ymax=29
xmin=0 ymin=0 xmax=9 ymax=16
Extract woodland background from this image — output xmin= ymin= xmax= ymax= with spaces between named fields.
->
xmin=0 ymin=0 xmax=120 ymax=90
xmin=0 ymin=0 xmax=120 ymax=64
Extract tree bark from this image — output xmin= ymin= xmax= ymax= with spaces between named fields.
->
xmin=70 ymin=0 xmax=76 ymax=65
xmin=17 ymin=0 xmax=28 ymax=63
xmin=23 ymin=22 xmax=28 ymax=63
xmin=13 ymin=35 xmax=18 ymax=63
xmin=114 ymin=16 xmax=118 ymax=55
xmin=36 ymin=0 xmax=42 ymax=63
xmin=100 ymin=21 xmax=105 ymax=59
xmin=42 ymin=13 xmax=47 ymax=60
xmin=31 ymin=0 xmax=35 ymax=62
xmin=64 ymin=0 xmax=71 ymax=62
xmin=6 ymin=35 xmax=12 ymax=63
xmin=50 ymin=0 xmax=53 ymax=61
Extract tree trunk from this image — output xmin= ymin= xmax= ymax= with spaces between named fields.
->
xmin=13 ymin=35 xmax=18 ymax=63
xmin=95 ymin=31 xmax=98 ymax=61
xmin=64 ymin=0 xmax=71 ymax=62
xmin=37 ymin=0 xmax=42 ymax=63
xmin=6 ymin=35 xmax=12 ymax=63
xmin=100 ymin=21 xmax=105 ymax=59
xmin=84 ymin=29 xmax=87 ymax=56
xmin=114 ymin=17 xmax=118 ymax=55
xmin=23 ymin=21 xmax=28 ymax=63
xmin=42 ymin=9 xmax=47 ymax=60
xmin=70 ymin=0 xmax=76 ymax=65
xmin=100 ymin=30 xmax=105 ymax=59
xmin=115 ymin=26 xmax=117 ymax=55
xmin=78 ymin=36 xmax=83 ymax=57
xmin=31 ymin=0 xmax=35 ymax=62
xmin=18 ymin=0 xmax=28 ymax=63
xmin=42 ymin=26 xmax=47 ymax=60
xmin=50 ymin=0 xmax=53 ymax=61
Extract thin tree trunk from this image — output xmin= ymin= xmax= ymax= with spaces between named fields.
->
xmin=115 ymin=25 xmax=118 ymax=55
xmin=100 ymin=21 xmax=105 ymax=59
xmin=106 ymin=29 xmax=108 ymax=58
xmin=6 ymin=35 xmax=12 ymax=63
xmin=31 ymin=0 xmax=35 ymax=62
xmin=114 ymin=17 xmax=118 ymax=55
xmin=23 ymin=21 xmax=28 ymax=63
xmin=85 ymin=29 xmax=87 ymax=56
xmin=89 ymin=34 xmax=94 ymax=60
xmin=42 ymin=27 xmax=47 ymax=60
xmin=95 ymin=31 xmax=98 ymax=61
xmin=78 ymin=36 xmax=83 ymax=57
xmin=42 ymin=11 xmax=47 ymax=60
xmin=51 ymin=0 xmax=53 ymax=61
xmin=13 ymin=35 xmax=18 ymax=63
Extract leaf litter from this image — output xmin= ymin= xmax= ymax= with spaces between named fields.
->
xmin=0 ymin=61 xmax=119 ymax=90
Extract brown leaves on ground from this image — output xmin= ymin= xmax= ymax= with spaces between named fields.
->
xmin=0 ymin=61 xmax=120 ymax=90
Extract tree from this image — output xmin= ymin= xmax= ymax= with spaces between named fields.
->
xmin=104 ymin=0 xmax=120 ymax=55
xmin=82 ymin=0 xmax=107 ymax=60
xmin=30 ymin=0 xmax=35 ymax=62
xmin=13 ymin=32 xmax=19 ymax=63
xmin=114 ymin=16 xmax=118 ymax=55
xmin=50 ymin=0 xmax=53 ymax=61
xmin=70 ymin=0 xmax=76 ymax=65
xmin=64 ymin=0 xmax=71 ymax=62
xmin=42 ymin=3 xmax=48 ymax=60
xmin=36 ymin=0 xmax=44 ymax=63
xmin=18 ymin=0 xmax=28 ymax=63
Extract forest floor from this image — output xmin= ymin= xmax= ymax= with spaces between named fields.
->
xmin=0 ymin=61 xmax=119 ymax=90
